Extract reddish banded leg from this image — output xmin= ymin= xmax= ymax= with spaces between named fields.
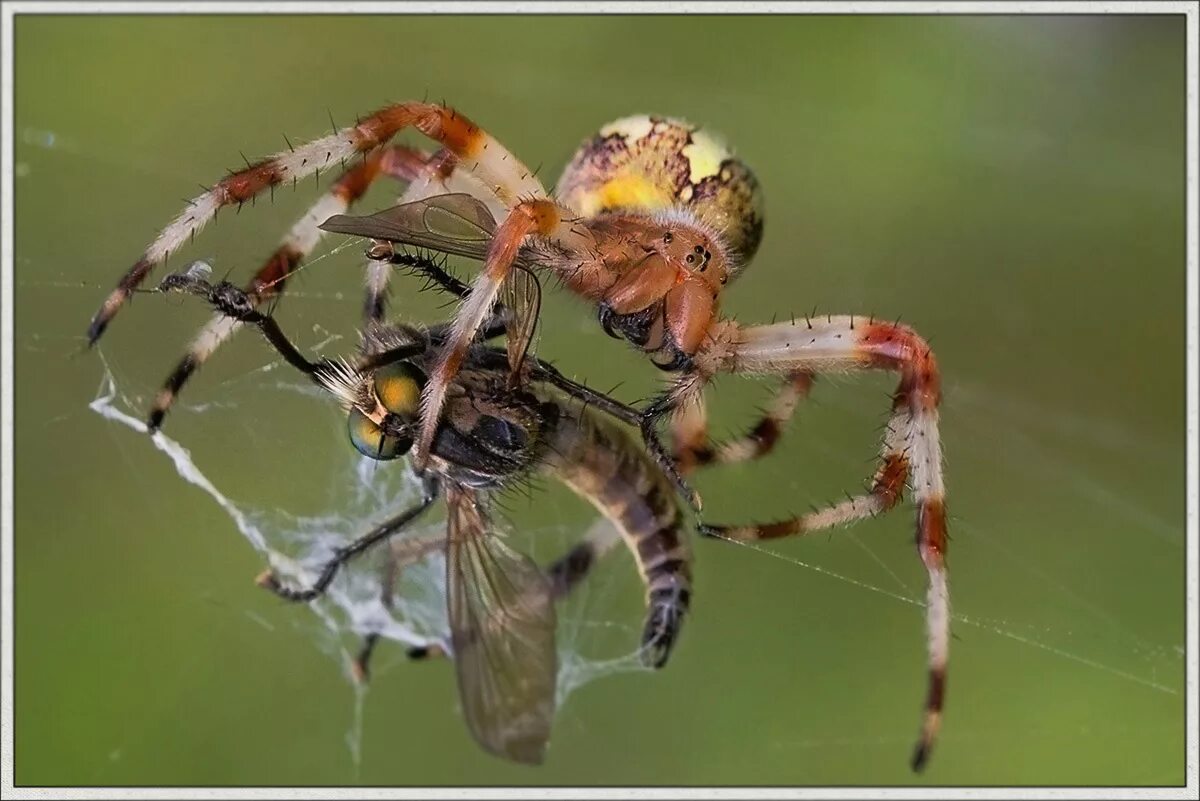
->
xmin=89 ymin=102 xmax=546 ymax=344
xmin=700 ymin=315 xmax=948 ymax=772
xmin=413 ymin=196 xmax=582 ymax=467
xmin=671 ymin=371 xmax=815 ymax=475
xmin=362 ymin=146 xmax=500 ymax=326
xmin=146 ymin=143 xmax=499 ymax=431
xmin=147 ymin=148 xmax=395 ymax=429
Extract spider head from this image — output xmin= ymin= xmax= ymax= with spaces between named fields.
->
xmin=653 ymin=219 xmax=732 ymax=292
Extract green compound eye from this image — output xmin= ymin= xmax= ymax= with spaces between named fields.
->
xmin=347 ymin=408 xmax=412 ymax=461
xmin=374 ymin=362 xmax=425 ymax=418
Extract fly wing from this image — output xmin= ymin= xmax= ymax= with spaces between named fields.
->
xmin=500 ymin=266 xmax=542 ymax=380
xmin=445 ymin=484 xmax=557 ymax=765
xmin=319 ymin=193 xmax=496 ymax=261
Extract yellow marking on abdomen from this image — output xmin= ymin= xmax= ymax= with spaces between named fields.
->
xmin=681 ymin=128 xmax=730 ymax=184
xmin=584 ymin=174 xmax=675 ymax=216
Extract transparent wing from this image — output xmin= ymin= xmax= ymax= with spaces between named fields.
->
xmin=319 ymin=193 xmax=497 ymax=261
xmin=322 ymin=193 xmax=542 ymax=372
xmin=445 ymin=484 xmax=557 ymax=765
xmin=501 ymin=265 xmax=542 ymax=380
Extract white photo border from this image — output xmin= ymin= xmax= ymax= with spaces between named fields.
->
xmin=1 ymin=2 xmax=1195 ymax=798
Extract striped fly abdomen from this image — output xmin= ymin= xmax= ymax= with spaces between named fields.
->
xmin=540 ymin=400 xmax=693 ymax=669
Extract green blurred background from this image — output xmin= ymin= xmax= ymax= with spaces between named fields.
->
xmin=11 ymin=13 xmax=1186 ymax=787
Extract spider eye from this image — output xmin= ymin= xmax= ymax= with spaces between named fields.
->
xmin=374 ymin=362 xmax=425 ymax=418
xmin=348 ymin=408 xmax=411 ymax=460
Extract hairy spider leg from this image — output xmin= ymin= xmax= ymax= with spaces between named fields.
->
xmin=146 ymin=143 xmax=503 ymax=431
xmin=693 ymin=315 xmax=947 ymax=773
xmin=147 ymin=148 xmax=388 ymax=429
xmin=361 ymin=147 xmax=501 ymax=327
xmin=88 ymin=102 xmax=546 ymax=344
xmin=413 ymin=196 xmax=586 ymax=468
xmin=670 ymin=370 xmax=816 ymax=474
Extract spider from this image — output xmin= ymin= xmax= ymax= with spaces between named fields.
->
xmin=88 ymin=102 xmax=949 ymax=770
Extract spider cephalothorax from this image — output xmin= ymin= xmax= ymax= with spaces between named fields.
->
xmin=90 ymin=102 xmax=949 ymax=772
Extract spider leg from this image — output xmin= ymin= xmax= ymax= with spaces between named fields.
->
xmin=672 ymin=371 xmax=815 ymax=474
xmin=669 ymin=393 xmax=709 ymax=475
xmin=146 ymin=145 xmax=499 ymax=431
xmin=413 ymin=198 xmax=579 ymax=469
xmin=88 ymin=102 xmax=545 ymax=344
xmin=697 ymin=315 xmax=947 ymax=772
xmin=361 ymin=146 xmax=499 ymax=327
xmin=146 ymin=148 xmax=405 ymax=430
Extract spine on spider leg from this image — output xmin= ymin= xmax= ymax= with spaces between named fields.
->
xmin=540 ymin=403 xmax=692 ymax=670
xmin=145 ymin=155 xmax=387 ymax=431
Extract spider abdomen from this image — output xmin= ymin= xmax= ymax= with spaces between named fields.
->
xmin=555 ymin=115 xmax=765 ymax=263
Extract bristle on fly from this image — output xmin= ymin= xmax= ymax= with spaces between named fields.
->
xmin=315 ymin=357 xmax=372 ymax=411
xmin=361 ymin=323 xmax=422 ymax=356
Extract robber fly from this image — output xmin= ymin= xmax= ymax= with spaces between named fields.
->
xmin=155 ymin=259 xmax=693 ymax=765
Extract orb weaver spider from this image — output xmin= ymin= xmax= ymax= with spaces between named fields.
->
xmin=87 ymin=102 xmax=949 ymax=771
